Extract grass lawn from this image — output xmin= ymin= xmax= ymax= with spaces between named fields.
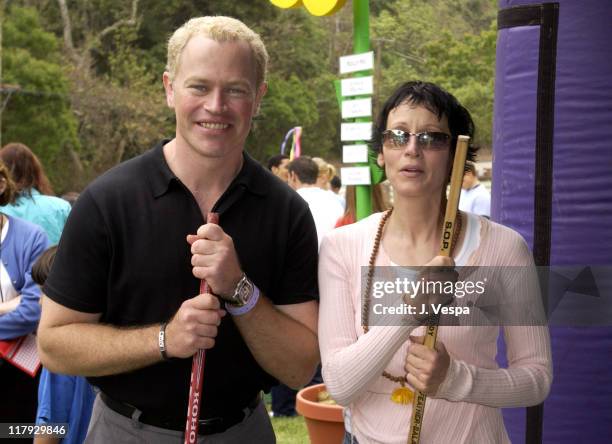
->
xmin=271 ymin=415 xmax=310 ymax=444
xmin=265 ymin=394 xmax=310 ymax=443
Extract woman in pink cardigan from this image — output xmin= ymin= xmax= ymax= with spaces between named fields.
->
xmin=318 ymin=81 xmax=552 ymax=444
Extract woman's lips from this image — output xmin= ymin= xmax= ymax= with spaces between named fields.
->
xmin=399 ymin=166 xmax=423 ymax=176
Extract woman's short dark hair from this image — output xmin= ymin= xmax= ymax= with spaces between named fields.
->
xmin=32 ymin=246 xmax=58 ymax=286
xmin=0 ymin=161 xmax=17 ymax=206
xmin=0 ymin=143 xmax=54 ymax=195
xmin=372 ymin=81 xmax=477 ymax=164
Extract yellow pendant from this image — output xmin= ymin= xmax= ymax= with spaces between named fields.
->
xmin=391 ymin=386 xmax=413 ymax=404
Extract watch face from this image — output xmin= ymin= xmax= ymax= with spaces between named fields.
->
xmin=235 ymin=278 xmax=254 ymax=305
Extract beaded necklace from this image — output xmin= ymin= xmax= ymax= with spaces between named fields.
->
xmin=361 ymin=208 xmax=462 ymax=404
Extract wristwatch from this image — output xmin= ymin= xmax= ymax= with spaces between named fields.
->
xmin=227 ymin=273 xmax=255 ymax=307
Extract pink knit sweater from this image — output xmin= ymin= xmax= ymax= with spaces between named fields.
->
xmin=318 ymin=212 xmax=552 ymax=443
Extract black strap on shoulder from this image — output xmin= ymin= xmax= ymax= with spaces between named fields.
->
xmin=497 ymin=3 xmax=559 ymax=444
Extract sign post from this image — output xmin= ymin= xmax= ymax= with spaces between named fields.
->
xmin=348 ymin=0 xmax=372 ymax=220
xmin=271 ymin=0 xmax=376 ymax=220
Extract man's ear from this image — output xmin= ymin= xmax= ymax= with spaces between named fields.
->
xmin=254 ymin=82 xmax=268 ymax=116
xmin=162 ymin=72 xmax=175 ymax=108
xmin=377 ymin=152 xmax=385 ymax=168
xmin=288 ymin=171 xmax=298 ymax=188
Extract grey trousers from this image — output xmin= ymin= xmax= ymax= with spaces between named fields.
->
xmin=85 ymin=394 xmax=276 ymax=444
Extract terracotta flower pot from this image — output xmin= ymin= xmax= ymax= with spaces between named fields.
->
xmin=296 ymin=383 xmax=345 ymax=444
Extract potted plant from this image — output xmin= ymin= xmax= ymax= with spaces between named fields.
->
xmin=296 ymin=383 xmax=345 ymax=444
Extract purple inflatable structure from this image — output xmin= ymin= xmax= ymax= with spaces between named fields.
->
xmin=492 ymin=1 xmax=612 ymax=442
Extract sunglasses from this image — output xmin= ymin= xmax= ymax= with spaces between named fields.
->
xmin=381 ymin=129 xmax=451 ymax=150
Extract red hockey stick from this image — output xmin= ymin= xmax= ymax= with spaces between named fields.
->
xmin=185 ymin=212 xmax=219 ymax=443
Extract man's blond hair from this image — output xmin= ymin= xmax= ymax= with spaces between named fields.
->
xmin=166 ymin=16 xmax=269 ymax=87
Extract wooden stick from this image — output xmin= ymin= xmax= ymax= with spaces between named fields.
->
xmin=185 ymin=212 xmax=219 ymax=443
xmin=407 ymin=135 xmax=470 ymax=443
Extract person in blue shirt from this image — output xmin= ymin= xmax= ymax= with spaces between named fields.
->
xmin=31 ymin=247 xmax=96 ymax=444
xmin=0 ymin=143 xmax=71 ymax=245
xmin=458 ymin=162 xmax=491 ymax=218
xmin=0 ymin=160 xmax=49 ymax=424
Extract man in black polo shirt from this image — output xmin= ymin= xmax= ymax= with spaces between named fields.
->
xmin=37 ymin=16 xmax=319 ymax=443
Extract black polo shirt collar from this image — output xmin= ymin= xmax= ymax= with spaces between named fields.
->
xmin=146 ymin=139 xmax=268 ymax=200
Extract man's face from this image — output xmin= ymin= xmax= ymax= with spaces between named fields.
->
xmin=272 ymin=158 xmax=290 ymax=182
xmin=462 ymin=171 xmax=476 ymax=189
xmin=163 ymin=35 xmax=267 ymax=161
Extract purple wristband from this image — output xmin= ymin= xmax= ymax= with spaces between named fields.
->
xmin=225 ymin=286 xmax=260 ymax=316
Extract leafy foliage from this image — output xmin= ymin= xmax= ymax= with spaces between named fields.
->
xmin=2 ymin=0 xmax=498 ymax=191
xmin=424 ymin=24 xmax=497 ymax=147
xmin=1 ymin=6 xmax=79 ymax=190
xmin=371 ymin=0 xmax=497 ymax=149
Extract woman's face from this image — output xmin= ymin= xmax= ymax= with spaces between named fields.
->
xmin=377 ymin=102 xmax=452 ymax=200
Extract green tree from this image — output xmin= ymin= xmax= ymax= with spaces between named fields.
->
xmin=5 ymin=0 xmax=499 ymax=186
xmin=67 ymin=26 xmax=171 ymax=188
xmin=37 ymin=0 xmax=338 ymax=169
xmin=21 ymin=0 xmax=171 ymax=190
xmin=370 ymin=0 xmax=497 ymax=150
xmin=1 ymin=5 xmax=79 ymax=190
xmin=253 ymin=8 xmax=339 ymax=160
xmin=423 ymin=25 xmax=497 ymax=147
xmin=250 ymin=73 xmax=320 ymax=160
